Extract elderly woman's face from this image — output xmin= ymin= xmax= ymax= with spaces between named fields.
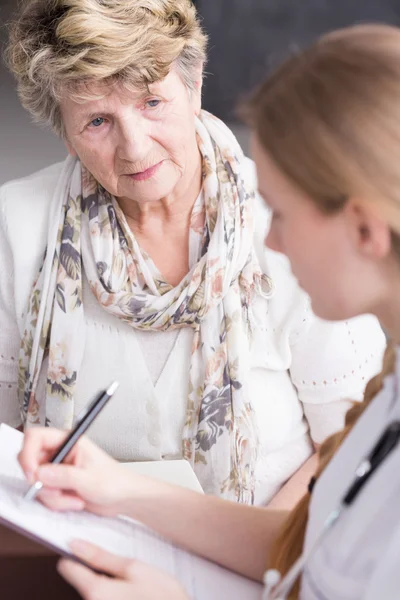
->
xmin=60 ymin=70 xmax=201 ymax=204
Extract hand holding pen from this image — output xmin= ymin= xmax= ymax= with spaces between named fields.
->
xmin=21 ymin=382 xmax=123 ymax=508
xmin=18 ymin=406 xmax=152 ymax=517
xmin=17 ymin=382 xmax=190 ymax=600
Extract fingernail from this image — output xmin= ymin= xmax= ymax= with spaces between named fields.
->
xmin=69 ymin=539 xmax=92 ymax=558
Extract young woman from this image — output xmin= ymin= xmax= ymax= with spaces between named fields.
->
xmin=18 ymin=22 xmax=400 ymax=599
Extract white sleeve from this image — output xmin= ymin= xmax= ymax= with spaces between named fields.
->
xmin=289 ymin=303 xmax=386 ymax=444
xmin=0 ymin=186 xmax=23 ymax=428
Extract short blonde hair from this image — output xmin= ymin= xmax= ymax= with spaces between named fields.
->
xmin=5 ymin=0 xmax=207 ymax=136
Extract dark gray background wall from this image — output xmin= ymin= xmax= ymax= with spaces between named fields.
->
xmin=1 ymin=0 xmax=400 ymax=184
xmin=198 ymin=0 xmax=400 ymax=120
xmin=0 ymin=0 xmax=67 ymax=184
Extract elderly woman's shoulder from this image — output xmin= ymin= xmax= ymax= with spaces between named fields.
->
xmin=0 ymin=161 xmax=64 ymax=278
xmin=0 ymin=161 xmax=64 ymax=234
xmin=0 ymin=161 xmax=63 ymax=210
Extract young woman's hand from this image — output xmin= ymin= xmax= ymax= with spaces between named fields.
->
xmin=58 ymin=540 xmax=189 ymax=600
xmin=18 ymin=427 xmax=148 ymax=516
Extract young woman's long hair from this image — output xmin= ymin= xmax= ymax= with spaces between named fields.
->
xmin=245 ymin=23 xmax=400 ymax=597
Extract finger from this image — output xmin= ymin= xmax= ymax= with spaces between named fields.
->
xmin=58 ymin=558 xmax=102 ymax=600
xmin=69 ymin=540 xmax=134 ymax=578
xmin=18 ymin=428 xmax=69 ymax=481
xmin=37 ymin=463 xmax=89 ymax=496
xmin=38 ymin=488 xmax=86 ymax=512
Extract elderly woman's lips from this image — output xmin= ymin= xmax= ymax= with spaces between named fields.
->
xmin=127 ymin=161 xmax=163 ymax=182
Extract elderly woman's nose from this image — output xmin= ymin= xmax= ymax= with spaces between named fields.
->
xmin=117 ymin=128 xmax=150 ymax=162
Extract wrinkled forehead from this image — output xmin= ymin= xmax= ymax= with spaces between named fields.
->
xmin=60 ymin=65 xmax=185 ymax=104
xmin=59 ymin=68 xmax=185 ymax=123
xmin=60 ymin=78 xmax=147 ymax=108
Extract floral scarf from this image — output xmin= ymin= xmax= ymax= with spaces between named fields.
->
xmin=19 ymin=110 xmax=272 ymax=503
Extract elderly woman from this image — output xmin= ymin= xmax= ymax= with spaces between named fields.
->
xmin=1 ymin=0 xmax=384 ymax=506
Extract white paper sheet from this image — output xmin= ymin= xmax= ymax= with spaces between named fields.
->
xmin=0 ymin=425 xmax=263 ymax=599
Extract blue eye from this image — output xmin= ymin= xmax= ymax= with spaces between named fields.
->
xmin=146 ymin=99 xmax=160 ymax=108
xmin=90 ymin=117 xmax=105 ymax=127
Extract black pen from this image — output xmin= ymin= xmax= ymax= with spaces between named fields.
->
xmin=343 ymin=420 xmax=400 ymax=506
xmin=23 ymin=381 xmax=119 ymax=502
